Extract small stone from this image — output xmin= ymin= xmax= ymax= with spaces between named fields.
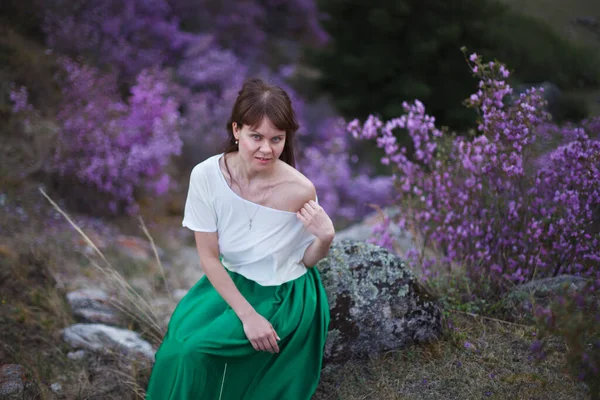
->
xmin=67 ymin=288 xmax=123 ymax=326
xmin=67 ymin=350 xmax=87 ymax=361
xmin=173 ymin=289 xmax=188 ymax=302
xmin=50 ymin=382 xmax=62 ymax=393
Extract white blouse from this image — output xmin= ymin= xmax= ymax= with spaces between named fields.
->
xmin=182 ymin=153 xmax=317 ymax=286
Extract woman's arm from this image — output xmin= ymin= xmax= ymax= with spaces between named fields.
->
xmin=194 ymin=231 xmax=280 ymax=353
xmin=301 ymin=235 xmax=334 ymax=268
xmin=194 ymin=231 xmax=254 ymax=317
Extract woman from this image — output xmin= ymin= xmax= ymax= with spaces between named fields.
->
xmin=146 ymin=78 xmax=334 ymax=399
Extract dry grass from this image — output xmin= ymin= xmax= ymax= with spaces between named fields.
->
xmin=0 ymin=188 xmax=172 ymax=399
xmin=314 ymin=314 xmax=589 ymax=400
xmin=39 ymin=188 xmax=168 ymax=346
xmin=1 ymin=186 xmax=593 ymax=399
xmin=0 ymin=234 xmax=76 ymax=399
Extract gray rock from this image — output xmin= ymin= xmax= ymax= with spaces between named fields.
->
xmin=67 ymin=350 xmax=87 ymax=361
xmin=62 ymin=323 xmax=155 ymax=361
xmin=50 ymin=382 xmax=62 ymax=393
xmin=574 ymin=16 xmax=599 ymax=28
xmin=0 ymin=364 xmax=25 ymax=396
xmin=173 ymin=289 xmax=188 ymax=302
xmin=318 ymin=240 xmax=443 ymax=364
xmin=67 ymin=288 xmax=123 ymax=326
xmin=503 ymin=275 xmax=594 ymax=320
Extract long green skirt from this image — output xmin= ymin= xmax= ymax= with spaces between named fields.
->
xmin=146 ymin=267 xmax=330 ymax=400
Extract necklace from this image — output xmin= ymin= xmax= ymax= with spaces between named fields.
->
xmin=223 ymin=154 xmax=273 ymax=230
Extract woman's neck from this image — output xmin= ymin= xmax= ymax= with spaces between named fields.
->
xmin=229 ymin=152 xmax=275 ymax=187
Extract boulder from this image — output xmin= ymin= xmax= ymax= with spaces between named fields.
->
xmin=318 ymin=240 xmax=443 ymax=364
xmin=503 ymin=275 xmax=595 ymax=321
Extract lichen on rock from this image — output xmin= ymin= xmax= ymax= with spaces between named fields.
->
xmin=318 ymin=240 xmax=443 ymax=364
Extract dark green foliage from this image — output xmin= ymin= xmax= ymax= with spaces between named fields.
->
xmin=307 ymin=0 xmax=600 ymax=130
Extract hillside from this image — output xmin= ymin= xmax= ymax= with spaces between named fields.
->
xmin=501 ymin=0 xmax=600 ymax=115
xmin=502 ymin=0 xmax=600 ymax=48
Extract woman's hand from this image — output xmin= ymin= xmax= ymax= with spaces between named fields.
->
xmin=297 ymin=200 xmax=335 ymax=242
xmin=240 ymin=311 xmax=280 ymax=353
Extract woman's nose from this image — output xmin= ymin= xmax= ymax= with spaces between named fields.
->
xmin=259 ymin=141 xmax=272 ymax=153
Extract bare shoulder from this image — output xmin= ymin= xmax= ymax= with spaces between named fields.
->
xmin=275 ymin=160 xmax=316 ymax=211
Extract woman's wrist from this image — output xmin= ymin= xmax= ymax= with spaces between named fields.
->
xmin=316 ymin=233 xmax=335 ymax=245
xmin=235 ymin=305 xmax=257 ymax=322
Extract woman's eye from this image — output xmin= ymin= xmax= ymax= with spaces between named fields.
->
xmin=272 ymin=137 xmax=281 ymax=143
xmin=252 ymin=135 xmax=261 ymax=140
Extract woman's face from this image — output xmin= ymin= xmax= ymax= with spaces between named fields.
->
xmin=233 ymin=117 xmax=286 ymax=170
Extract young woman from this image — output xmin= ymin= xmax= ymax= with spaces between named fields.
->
xmin=146 ymin=78 xmax=334 ymax=399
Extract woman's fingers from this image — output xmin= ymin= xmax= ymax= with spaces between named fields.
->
xmin=297 ymin=211 xmax=307 ymax=222
xmin=301 ymin=207 xmax=313 ymax=221
xmin=304 ymin=202 xmax=317 ymax=213
xmin=255 ymin=340 xmax=265 ymax=352
xmin=271 ymin=325 xmax=281 ymax=341
xmin=267 ymin=334 xmax=279 ymax=353
xmin=259 ymin=337 xmax=273 ymax=353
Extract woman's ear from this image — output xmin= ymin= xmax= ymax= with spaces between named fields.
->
xmin=232 ymin=122 xmax=240 ymax=140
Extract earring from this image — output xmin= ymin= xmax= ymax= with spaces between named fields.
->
xmin=235 ymin=140 xmax=239 ymax=145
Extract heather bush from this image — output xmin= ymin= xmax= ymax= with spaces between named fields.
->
xmin=348 ymin=51 xmax=600 ymax=290
xmin=348 ymin=50 xmax=600 ymax=390
xmin=50 ymin=58 xmax=182 ymax=214
xmin=28 ymin=0 xmax=395 ymax=223
xmin=42 ymin=0 xmax=192 ymax=78
xmin=170 ymin=0 xmax=327 ymax=64
xmin=297 ymin=117 xmax=394 ymax=222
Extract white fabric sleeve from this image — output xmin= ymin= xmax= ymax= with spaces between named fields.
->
xmin=181 ymin=164 xmax=217 ymax=232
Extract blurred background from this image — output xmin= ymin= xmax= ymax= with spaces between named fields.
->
xmin=1 ymin=0 xmax=599 ymax=399
xmin=2 ymin=0 xmax=599 ymax=227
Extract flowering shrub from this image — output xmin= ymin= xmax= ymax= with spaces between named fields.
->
xmin=42 ymin=0 xmax=192 ymax=78
xmin=299 ymin=117 xmax=394 ymax=222
xmin=36 ymin=0 xmax=402 ymax=223
xmin=52 ymin=58 xmax=182 ymax=214
xmin=170 ymin=0 xmax=328 ymax=61
xmin=348 ymin=52 xmax=600 ymax=289
xmin=348 ymin=50 xmax=600 ymax=392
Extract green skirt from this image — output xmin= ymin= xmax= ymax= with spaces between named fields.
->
xmin=146 ymin=267 xmax=330 ymax=400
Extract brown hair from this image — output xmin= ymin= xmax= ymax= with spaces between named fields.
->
xmin=224 ymin=78 xmax=300 ymax=167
